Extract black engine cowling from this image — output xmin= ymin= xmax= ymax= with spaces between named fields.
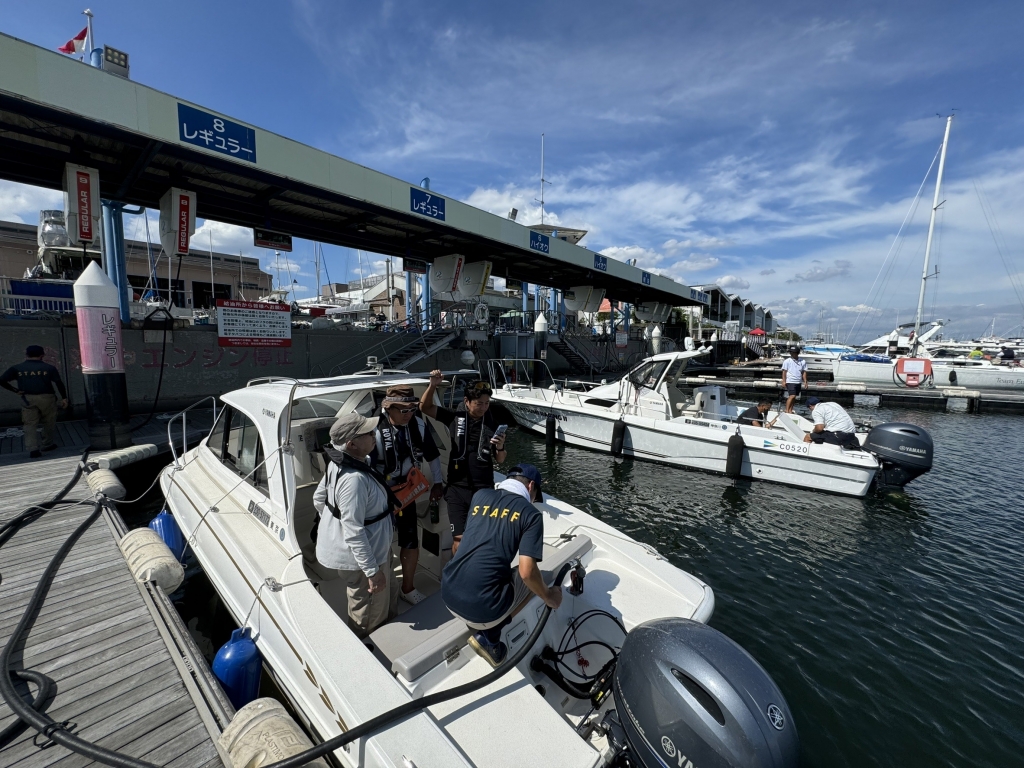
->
xmin=612 ymin=618 xmax=798 ymax=768
xmin=864 ymin=422 xmax=934 ymax=488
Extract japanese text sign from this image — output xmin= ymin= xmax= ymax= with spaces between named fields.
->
xmin=594 ymin=254 xmax=608 ymax=272
xmin=178 ymin=103 xmax=257 ymax=163
xmin=410 ymin=188 xmax=445 ymax=221
xmin=217 ymin=300 xmax=292 ymax=347
xmin=530 ymin=231 xmax=550 ymax=254
xmin=63 ymin=164 xmax=100 ymax=246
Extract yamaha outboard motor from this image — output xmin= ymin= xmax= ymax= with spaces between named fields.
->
xmin=610 ymin=618 xmax=798 ymax=768
xmin=864 ymin=422 xmax=933 ymax=489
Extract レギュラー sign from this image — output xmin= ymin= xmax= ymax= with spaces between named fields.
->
xmin=217 ymin=299 xmax=291 ymax=347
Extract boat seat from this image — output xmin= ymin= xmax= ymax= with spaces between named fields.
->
xmin=369 ymin=534 xmax=593 ymax=682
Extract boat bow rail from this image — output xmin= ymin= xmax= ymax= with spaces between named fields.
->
xmin=167 ymin=396 xmax=219 ymax=467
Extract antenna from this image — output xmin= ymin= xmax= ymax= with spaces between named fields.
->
xmin=535 ymin=133 xmax=551 ymax=225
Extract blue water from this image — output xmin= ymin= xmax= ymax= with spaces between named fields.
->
xmin=505 ymin=405 xmax=1024 ymax=767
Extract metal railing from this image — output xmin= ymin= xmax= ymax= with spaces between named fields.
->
xmin=167 ymin=396 xmax=219 ymax=468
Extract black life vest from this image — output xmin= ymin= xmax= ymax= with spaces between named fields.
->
xmin=311 ymin=445 xmax=399 ymax=543
xmin=373 ymin=412 xmax=427 ymax=483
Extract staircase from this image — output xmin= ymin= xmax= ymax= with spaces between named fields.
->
xmin=550 ymin=337 xmax=596 ymax=376
xmin=389 ymin=326 xmax=460 ymax=369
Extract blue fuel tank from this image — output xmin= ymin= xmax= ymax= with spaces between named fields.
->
xmin=213 ymin=627 xmax=262 ymax=709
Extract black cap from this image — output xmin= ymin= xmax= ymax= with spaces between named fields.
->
xmin=26 ymin=345 xmax=44 ymax=357
xmin=509 ymin=463 xmax=543 ymax=498
xmin=806 ymin=397 xmax=820 ymax=406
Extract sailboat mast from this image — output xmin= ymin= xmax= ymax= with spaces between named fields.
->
xmin=913 ymin=114 xmax=953 ymax=352
xmin=539 ymin=133 xmax=545 ymax=226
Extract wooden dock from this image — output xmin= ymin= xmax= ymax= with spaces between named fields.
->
xmin=0 ymin=411 xmax=215 ymax=463
xmin=0 ymin=414 xmax=232 ymax=767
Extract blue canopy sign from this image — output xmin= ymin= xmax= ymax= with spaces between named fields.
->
xmin=530 ymin=231 xmax=550 ymax=254
xmin=642 ymin=271 xmax=651 ymax=285
xmin=410 ymin=188 xmax=445 ymax=221
xmin=594 ymin=254 xmax=608 ymax=271
xmin=177 ymin=103 xmax=256 ymax=162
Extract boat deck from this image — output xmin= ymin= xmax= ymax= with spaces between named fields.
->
xmin=0 ymin=420 xmax=230 ymax=767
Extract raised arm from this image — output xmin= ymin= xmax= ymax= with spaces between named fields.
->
xmin=419 ymin=369 xmax=444 ymax=419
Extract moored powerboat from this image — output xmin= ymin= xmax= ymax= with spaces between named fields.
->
xmin=159 ymin=371 xmax=800 ymax=767
xmin=489 ymin=352 xmax=934 ymax=497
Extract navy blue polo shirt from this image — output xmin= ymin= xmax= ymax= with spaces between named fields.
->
xmin=441 ymin=483 xmax=544 ymax=624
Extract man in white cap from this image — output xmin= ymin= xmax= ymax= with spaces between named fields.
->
xmin=313 ymin=412 xmax=401 ymax=637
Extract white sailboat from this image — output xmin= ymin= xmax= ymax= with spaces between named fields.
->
xmin=833 ymin=116 xmax=1024 ymax=392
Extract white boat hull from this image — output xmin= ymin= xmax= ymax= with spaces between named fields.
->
xmin=497 ymin=395 xmax=877 ymax=497
xmin=832 ymin=359 xmax=1024 ymax=391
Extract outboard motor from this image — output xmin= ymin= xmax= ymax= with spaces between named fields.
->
xmin=609 ymin=618 xmax=798 ymax=768
xmin=864 ymin=422 xmax=933 ymax=488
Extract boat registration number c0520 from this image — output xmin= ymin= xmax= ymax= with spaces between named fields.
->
xmin=763 ymin=439 xmax=810 ymax=455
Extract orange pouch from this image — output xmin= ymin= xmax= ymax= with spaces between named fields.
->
xmin=392 ymin=465 xmax=430 ymax=508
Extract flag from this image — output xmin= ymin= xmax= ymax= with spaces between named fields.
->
xmin=58 ymin=27 xmax=88 ymax=55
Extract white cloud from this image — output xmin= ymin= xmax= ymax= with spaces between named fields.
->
xmin=676 ymin=254 xmax=720 ymax=271
xmin=760 ymin=268 xmax=776 ymax=276
xmin=717 ymin=275 xmax=750 ymax=290
xmin=837 ymin=304 xmax=877 ymax=312
xmin=787 ymin=259 xmax=852 ymax=283
xmin=0 ymin=181 xmax=62 ymax=224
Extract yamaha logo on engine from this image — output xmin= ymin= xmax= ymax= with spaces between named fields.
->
xmin=767 ymin=703 xmax=785 ymax=730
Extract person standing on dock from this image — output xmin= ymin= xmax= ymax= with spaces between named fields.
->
xmin=0 ymin=345 xmax=68 ymax=458
xmin=780 ymin=346 xmax=808 ymax=414
xmin=419 ymin=371 xmax=507 ymax=556
xmin=313 ymin=412 xmax=401 ymax=638
xmin=369 ymin=385 xmax=444 ymax=607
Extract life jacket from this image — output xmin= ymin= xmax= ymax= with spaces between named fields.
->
xmin=447 ymin=404 xmax=497 ymax=479
xmin=311 ymin=445 xmax=399 ymax=543
xmin=373 ymin=412 xmax=427 ymax=483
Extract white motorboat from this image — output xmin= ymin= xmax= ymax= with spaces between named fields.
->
xmin=158 ymin=371 xmax=800 ymax=767
xmin=488 ymin=352 xmax=934 ymax=498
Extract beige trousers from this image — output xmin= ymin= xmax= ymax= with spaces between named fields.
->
xmin=338 ymin=549 xmax=393 ymax=638
xmin=22 ymin=394 xmax=57 ymax=452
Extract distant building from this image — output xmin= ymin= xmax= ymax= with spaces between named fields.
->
xmin=692 ymin=284 xmax=775 ymax=333
xmin=0 ymin=219 xmax=272 ymax=308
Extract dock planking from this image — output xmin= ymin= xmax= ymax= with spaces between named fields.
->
xmin=0 ymin=419 xmax=229 ymax=768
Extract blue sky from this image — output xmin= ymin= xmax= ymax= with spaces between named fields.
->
xmin=3 ymin=0 xmax=1024 ymax=341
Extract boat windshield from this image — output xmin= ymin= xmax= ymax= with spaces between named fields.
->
xmin=660 ymin=357 xmax=689 ymax=389
xmin=627 ymin=359 xmax=669 ymax=390
xmin=290 ymin=390 xmax=378 ymax=420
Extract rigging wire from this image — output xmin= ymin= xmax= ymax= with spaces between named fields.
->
xmin=846 ymin=145 xmax=942 ymax=344
xmin=974 ymin=181 xmax=1024 ymax=316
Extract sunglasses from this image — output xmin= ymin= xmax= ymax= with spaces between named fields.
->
xmin=467 ymin=382 xmax=493 ymax=395
xmin=389 ymin=406 xmax=419 ymax=415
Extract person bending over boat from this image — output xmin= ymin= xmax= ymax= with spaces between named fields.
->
xmin=441 ymin=464 xmax=562 ymax=666
xmin=780 ymin=346 xmax=808 ymax=414
xmin=803 ymin=397 xmax=859 ymax=449
xmin=368 ymin=385 xmax=444 ymax=607
xmin=737 ymin=399 xmax=774 ymax=428
xmin=313 ymin=413 xmax=401 ymax=638
xmin=419 ymin=371 xmax=507 ymax=556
